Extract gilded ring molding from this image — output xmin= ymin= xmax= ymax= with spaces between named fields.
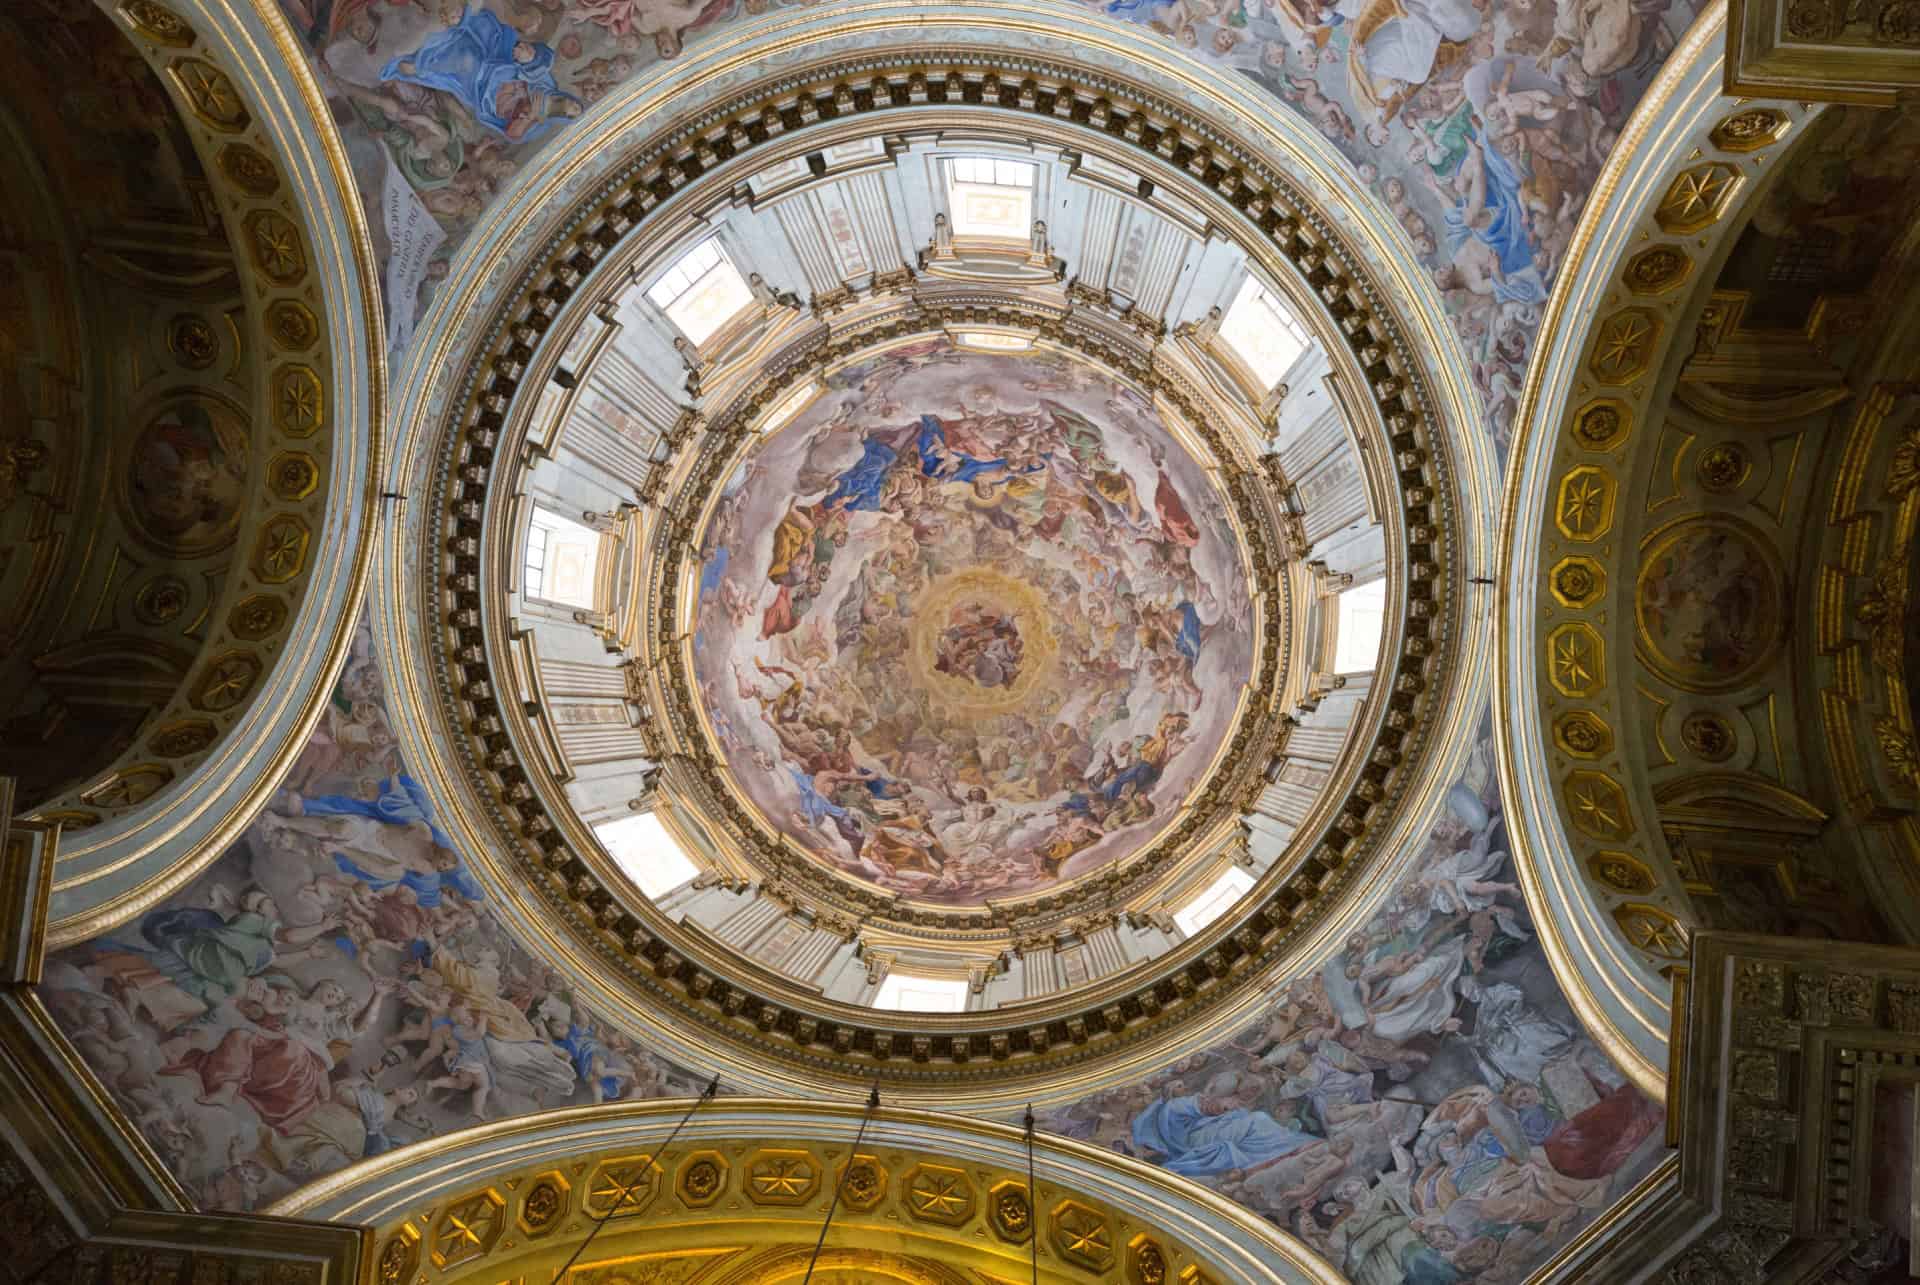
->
xmin=632 ymin=290 xmax=1294 ymax=938
xmin=269 ymin=1099 xmax=1341 ymax=1284
xmin=413 ymin=50 xmax=1469 ymax=1091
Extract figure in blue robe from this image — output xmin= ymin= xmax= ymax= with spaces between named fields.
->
xmin=381 ymin=7 xmax=579 ymax=142
xmin=1173 ymin=601 xmax=1203 ymax=665
xmin=1443 ymin=137 xmax=1547 ymax=304
xmin=554 ymin=1023 xmax=623 ymax=1100
xmin=822 ymin=437 xmax=899 ymax=513
xmin=300 ymin=774 xmax=484 ymax=907
xmin=789 ymin=768 xmax=849 ymax=827
xmin=1131 ymin=1092 xmax=1321 ymax=1176
xmin=914 ymin=415 xmax=1027 ymax=486
xmin=301 ymin=773 xmax=452 ymax=847
xmin=1098 ymin=756 xmax=1162 ymax=801
xmin=1103 ymin=0 xmax=1172 ymax=20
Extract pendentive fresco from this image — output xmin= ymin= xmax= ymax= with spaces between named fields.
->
xmin=39 ymin=622 xmax=707 ymax=1213
xmin=284 ymin=0 xmax=1707 ymax=443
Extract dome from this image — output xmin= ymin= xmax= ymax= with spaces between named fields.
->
xmin=392 ymin=53 xmax=1478 ymax=1091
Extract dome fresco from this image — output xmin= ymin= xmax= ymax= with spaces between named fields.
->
xmin=692 ymin=340 xmax=1254 ymax=905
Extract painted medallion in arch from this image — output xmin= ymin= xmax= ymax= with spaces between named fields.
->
xmin=1634 ymin=516 xmax=1783 ymax=692
xmin=691 ymin=339 xmax=1255 ymax=907
xmin=119 ymin=392 xmax=250 ymax=556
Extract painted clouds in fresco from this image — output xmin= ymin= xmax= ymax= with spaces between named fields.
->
xmin=36 ymin=620 xmax=707 ymax=1212
xmin=1041 ymin=723 xmax=1667 ymax=1284
xmin=1091 ymin=0 xmax=1710 ymax=451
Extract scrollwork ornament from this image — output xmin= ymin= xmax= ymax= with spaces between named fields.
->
xmin=1886 ymin=417 xmax=1920 ymax=498
xmin=1877 ymin=0 xmax=1920 ymax=43
xmin=1854 ymin=557 xmax=1908 ymax=675
xmin=375 ymin=1234 xmax=417 ymax=1285
xmin=1875 ymin=717 xmax=1920 ymax=788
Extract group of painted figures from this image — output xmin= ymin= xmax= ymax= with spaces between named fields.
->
xmin=286 ymin=0 xmax=1702 ymax=447
xmin=695 ymin=344 xmax=1249 ymax=904
xmin=40 ymin=626 xmax=696 ymax=1211
xmin=1043 ymin=764 xmax=1663 ymax=1284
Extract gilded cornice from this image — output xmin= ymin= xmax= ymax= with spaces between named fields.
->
xmin=407 ymin=59 xmax=1475 ymax=1091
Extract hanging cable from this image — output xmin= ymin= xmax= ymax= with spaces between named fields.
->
xmin=551 ymin=1073 xmax=720 ymax=1283
xmin=801 ymin=1080 xmax=882 ymax=1285
xmin=1025 ymin=1106 xmax=1039 ymax=1285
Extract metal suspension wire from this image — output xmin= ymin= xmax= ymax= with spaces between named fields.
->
xmin=801 ymin=1080 xmax=883 ymax=1285
xmin=551 ymin=1073 xmax=720 ymax=1283
xmin=1025 ymin=1106 xmax=1039 ymax=1285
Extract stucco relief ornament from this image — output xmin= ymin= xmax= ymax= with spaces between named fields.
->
xmin=747 ymin=272 xmax=798 ymax=309
xmin=0 ymin=434 xmax=49 ymax=513
xmin=1694 ymin=442 xmax=1749 ymax=493
xmin=1679 ymin=710 xmax=1736 ymax=762
xmin=167 ymin=314 xmax=217 ymax=369
xmin=120 ymin=0 xmax=196 ymax=46
xmin=1855 ymin=556 xmax=1909 ymax=675
xmin=1875 ymin=717 xmax=1920 ymax=788
xmin=1177 ymin=305 xmax=1224 ymax=345
xmin=1885 ymin=416 xmax=1920 ymax=497
xmin=1785 ymin=0 xmax=1841 ymax=38
xmin=1877 ymin=0 xmax=1920 ymax=44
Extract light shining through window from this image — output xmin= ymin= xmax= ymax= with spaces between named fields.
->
xmin=525 ymin=506 xmax=601 ymax=608
xmin=948 ymin=156 xmax=1036 ymax=238
xmin=1333 ymin=578 xmax=1388 ymax=673
xmin=1173 ymin=866 xmax=1255 ymax=936
xmin=597 ymin=812 xmax=699 ymax=899
xmin=1220 ymin=275 xmax=1310 ymax=390
xmin=647 ymin=238 xmax=754 ymax=345
xmin=873 ymin=972 xmax=969 ymax=1012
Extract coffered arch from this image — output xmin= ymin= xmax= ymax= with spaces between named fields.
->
xmin=1501 ymin=0 xmax=1920 ymax=1089
xmin=0 ymin=0 xmax=385 ymax=944
xmin=270 ymin=1099 xmax=1339 ymax=1285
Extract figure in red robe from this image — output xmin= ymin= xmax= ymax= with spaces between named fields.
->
xmin=1151 ymin=447 xmax=1200 ymax=548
